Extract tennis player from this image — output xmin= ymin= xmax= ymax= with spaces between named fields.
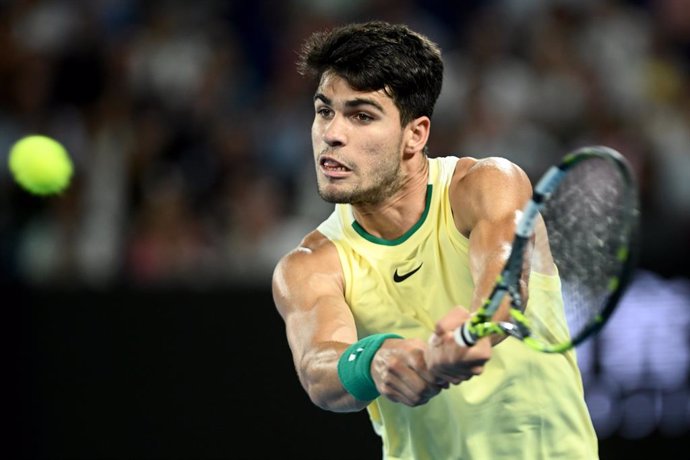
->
xmin=272 ymin=21 xmax=598 ymax=459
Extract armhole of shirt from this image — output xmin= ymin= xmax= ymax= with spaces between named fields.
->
xmin=436 ymin=156 xmax=471 ymax=251
xmin=316 ymin=211 xmax=354 ymax=305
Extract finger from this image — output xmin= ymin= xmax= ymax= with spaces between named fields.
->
xmin=435 ymin=307 xmax=472 ymax=334
xmin=428 ymin=331 xmax=442 ymax=347
xmin=382 ymin=373 xmax=443 ymax=406
xmin=397 ymin=361 xmax=446 ymax=401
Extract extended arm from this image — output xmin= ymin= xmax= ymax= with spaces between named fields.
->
xmin=462 ymin=158 xmax=533 ymax=329
xmin=426 ymin=157 xmax=533 ymax=381
xmin=272 ymin=231 xmax=445 ymax=412
xmin=272 ymin=232 xmax=362 ymax=412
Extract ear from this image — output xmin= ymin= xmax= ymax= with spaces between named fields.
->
xmin=403 ymin=116 xmax=431 ymax=156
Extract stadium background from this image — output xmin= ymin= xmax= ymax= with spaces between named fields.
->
xmin=2 ymin=0 xmax=689 ymax=458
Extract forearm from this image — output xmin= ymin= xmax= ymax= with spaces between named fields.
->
xmin=297 ymin=342 xmax=370 ymax=413
xmin=468 ymin=219 xmax=531 ymax=345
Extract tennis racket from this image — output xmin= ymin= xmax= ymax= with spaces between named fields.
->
xmin=455 ymin=145 xmax=640 ymax=353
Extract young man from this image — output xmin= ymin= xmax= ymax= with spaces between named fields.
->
xmin=272 ymin=21 xmax=598 ymax=459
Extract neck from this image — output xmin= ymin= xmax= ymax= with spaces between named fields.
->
xmin=352 ymin=155 xmax=429 ymax=241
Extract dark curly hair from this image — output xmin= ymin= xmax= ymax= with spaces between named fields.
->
xmin=297 ymin=21 xmax=444 ymax=127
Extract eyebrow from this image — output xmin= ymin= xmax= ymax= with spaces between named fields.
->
xmin=314 ymin=93 xmax=385 ymax=113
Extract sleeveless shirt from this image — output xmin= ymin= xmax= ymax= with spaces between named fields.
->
xmin=317 ymin=156 xmax=598 ymax=460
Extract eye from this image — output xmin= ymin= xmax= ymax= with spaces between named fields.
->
xmin=353 ymin=112 xmax=374 ymax=123
xmin=316 ymin=107 xmax=333 ymax=118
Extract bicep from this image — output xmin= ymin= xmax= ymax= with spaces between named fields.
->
xmin=453 ymin=158 xmax=533 ymax=311
xmin=273 ymin=243 xmax=367 ymax=410
xmin=272 ymin=245 xmax=357 ymax=369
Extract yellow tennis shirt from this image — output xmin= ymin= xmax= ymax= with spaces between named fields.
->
xmin=317 ymin=156 xmax=599 ymax=460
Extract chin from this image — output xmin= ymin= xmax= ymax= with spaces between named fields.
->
xmin=318 ymin=189 xmax=351 ymax=204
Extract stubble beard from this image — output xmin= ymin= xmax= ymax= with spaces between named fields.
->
xmin=317 ymin=144 xmax=404 ymax=206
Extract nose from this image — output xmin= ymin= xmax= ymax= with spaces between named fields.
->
xmin=322 ymin=115 xmax=346 ymax=148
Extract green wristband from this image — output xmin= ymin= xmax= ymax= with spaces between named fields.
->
xmin=337 ymin=333 xmax=403 ymax=401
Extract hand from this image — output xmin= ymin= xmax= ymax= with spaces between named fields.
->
xmin=370 ymin=337 xmax=448 ymax=407
xmin=426 ymin=307 xmax=492 ymax=385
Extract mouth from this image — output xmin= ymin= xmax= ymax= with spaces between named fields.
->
xmin=319 ymin=155 xmax=352 ymax=178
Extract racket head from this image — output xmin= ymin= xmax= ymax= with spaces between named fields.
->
xmin=521 ymin=145 xmax=640 ymax=353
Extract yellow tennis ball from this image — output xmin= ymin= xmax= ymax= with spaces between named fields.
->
xmin=8 ymin=135 xmax=73 ymax=195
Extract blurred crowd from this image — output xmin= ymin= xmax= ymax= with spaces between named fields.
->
xmin=0 ymin=0 xmax=689 ymax=288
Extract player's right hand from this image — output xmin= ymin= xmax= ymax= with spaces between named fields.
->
xmin=370 ymin=337 xmax=449 ymax=407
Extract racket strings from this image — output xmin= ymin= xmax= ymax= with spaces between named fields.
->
xmin=529 ymin=157 xmax=633 ymax=345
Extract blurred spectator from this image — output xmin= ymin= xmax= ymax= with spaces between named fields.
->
xmin=1 ymin=0 xmax=689 ymax=287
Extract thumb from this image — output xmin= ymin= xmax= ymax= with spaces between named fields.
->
xmin=436 ymin=306 xmax=472 ymax=334
xmin=428 ymin=330 xmax=442 ymax=347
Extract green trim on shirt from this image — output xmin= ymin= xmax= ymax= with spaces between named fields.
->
xmin=352 ymin=184 xmax=433 ymax=246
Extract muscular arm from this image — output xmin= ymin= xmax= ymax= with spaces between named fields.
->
xmin=457 ymin=157 xmax=533 ymax=326
xmin=426 ymin=157 xmax=532 ymax=381
xmin=273 ymin=231 xmax=445 ymax=412
xmin=272 ymin=232 xmax=363 ymax=412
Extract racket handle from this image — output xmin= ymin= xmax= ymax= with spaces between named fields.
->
xmin=453 ymin=322 xmax=478 ymax=347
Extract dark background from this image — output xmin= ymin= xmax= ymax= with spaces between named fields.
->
xmin=9 ymin=286 xmax=382 ymax=460
xmin=2 ymin=0 xmax=690 ymax=458
xmin=8 ymin=285 xmax=689 ymax=460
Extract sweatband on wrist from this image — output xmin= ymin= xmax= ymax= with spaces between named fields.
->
xmin=337 ymin=333 xmax=403 ymax=401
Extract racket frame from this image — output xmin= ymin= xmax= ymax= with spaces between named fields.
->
xmin=454 ymin=146 xmax=639 ymax=353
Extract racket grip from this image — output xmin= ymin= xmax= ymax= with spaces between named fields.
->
xmin=453 ymin=322 xmax=478 ymax=347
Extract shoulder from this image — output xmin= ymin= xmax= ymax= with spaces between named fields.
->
xmin=272 ymin=230 xmax=344 ymax=311
xmin=450 ymin=156 xmax=532 ymax=233
xmin=452 ymin=156 xmax=528 ymax=185
xmin=273 ymin=230 xmax=340 ymax=280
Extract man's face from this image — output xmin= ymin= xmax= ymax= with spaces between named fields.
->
xmin=311 ymin=72 xmax=406 ymax=205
